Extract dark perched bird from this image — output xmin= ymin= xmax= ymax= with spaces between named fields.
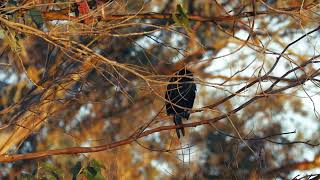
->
xmin=165 ymin=68 xmax=196 ymax=138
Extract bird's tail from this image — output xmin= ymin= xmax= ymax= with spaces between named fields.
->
xmin=173 ymin=115 xmax=185 ymax=138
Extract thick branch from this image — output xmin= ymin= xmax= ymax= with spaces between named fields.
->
xmin=262 ymin=155 xmax=320 ymax=178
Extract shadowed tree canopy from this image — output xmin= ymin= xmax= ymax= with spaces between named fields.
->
xmin=0 ymin=0 xmax=319 ymax=179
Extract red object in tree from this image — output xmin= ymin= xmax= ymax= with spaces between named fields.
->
xmin=76 ymin=0 xmax=92 ymax=24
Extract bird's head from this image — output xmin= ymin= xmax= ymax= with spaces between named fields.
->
xmin=176 ymin=68 xmax=193 ymax=76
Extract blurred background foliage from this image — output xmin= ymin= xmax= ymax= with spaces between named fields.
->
xmin=0 ymin=0 xmax=320 ymax=179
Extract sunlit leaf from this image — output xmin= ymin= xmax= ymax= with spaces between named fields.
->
xmin=172 ymin=3 xmax=190 ymax=32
